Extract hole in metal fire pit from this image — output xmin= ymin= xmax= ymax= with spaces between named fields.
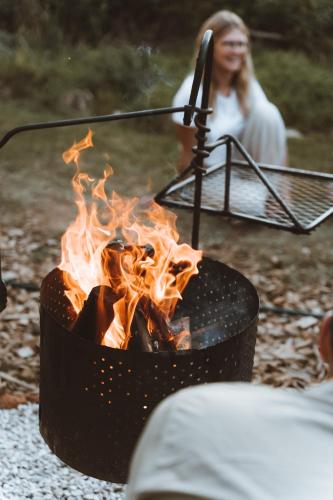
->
xmin=39 ymin=256 xmax=258 ymax=483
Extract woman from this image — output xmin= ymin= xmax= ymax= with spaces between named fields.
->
xmin=172 ymin=10 xmax=287 ymax=171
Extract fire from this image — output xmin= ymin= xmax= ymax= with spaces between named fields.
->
xmin=59 ymin=130 xmax=202 ymax=349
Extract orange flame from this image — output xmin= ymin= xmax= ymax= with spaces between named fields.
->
xmin=59 ymin=131 xmax=202 ymax=349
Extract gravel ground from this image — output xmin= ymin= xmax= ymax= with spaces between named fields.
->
xmin=0 ymin=222 xmax=331 ymax=498
xmin=0 ymin=404 xmax=126 ymax=500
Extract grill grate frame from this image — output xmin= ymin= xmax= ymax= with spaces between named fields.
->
xmin=156 ymin=152 xmax=333 ymax=235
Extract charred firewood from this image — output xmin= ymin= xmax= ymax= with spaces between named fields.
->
xmin=138 ymin=296 xmax=177 ymax=352
xmin=72 ymin=285 xmax=120 ymax=344
xmin=150 ymin=304 xmax=177 ymax=351
xmin=128 ymin=308 xmax=158 ymax=352
xmin=170 ymin=316 xmax=191 ymax=350
xmin=101 ymin=240 xmax=181 ymax=352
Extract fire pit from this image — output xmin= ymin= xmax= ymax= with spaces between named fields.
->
xmin=1 ymin=28 xmax=329 ymax=486
xmin=39 ymin=256 xmax=258 ymax=482
xmin=35 ymin=129 xmax=259 ymax=482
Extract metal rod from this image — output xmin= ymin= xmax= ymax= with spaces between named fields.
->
xmin=0 ymin=105 xmax=184 ymax=294
xmin=260 ymin=304 xmax=324 ymax=319
xmin=231 ymin=159 xmax=333 ymax=180
xmin=0 ymin=106 xmax=185 ymax=150
xmin=191 ymin=30 xmax=214 ymax=249
xmin=192 ymin=168 xmax=203 ymax=249
xmin=0 ymin=254 xmax=7 ymax=312
xmin=156 ymin=200 xmax=312 ymax=234
xmin=229 ymin=135 xmax=304 ymax=230
xmin=224 ymin=138 xmax=232 ymax=211
xmin=306 ymin=207 xmax=333 ymax=231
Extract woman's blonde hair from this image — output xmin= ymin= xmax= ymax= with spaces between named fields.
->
xmin=195 ymin=10 xmax=254 ymax=114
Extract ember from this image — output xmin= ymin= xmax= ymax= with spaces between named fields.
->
xmin=58 ymin=130 xmax=202 ymax=351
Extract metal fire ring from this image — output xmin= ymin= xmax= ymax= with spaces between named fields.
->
xmin=39 ymin=256 xmax=259 ymax=482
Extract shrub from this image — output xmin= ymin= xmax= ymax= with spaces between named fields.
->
xmin=254 ymin=49 xmax=333 ymax=132
xmin=0 ymin=38 xmax=163 ymax=113
xmin=1 ymin=35 xmax=332 ymax=134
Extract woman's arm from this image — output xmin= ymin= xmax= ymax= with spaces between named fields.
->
xmin=175 ymin=124 xmax=197 ymax=173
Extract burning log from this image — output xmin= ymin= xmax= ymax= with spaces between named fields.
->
xmin=129 ymin=309 xmax=158 ymax=352
xmin=67 ymin=240 xmax=191 ymax=351
xmin=138 ymin=296 xmax=177 ymax=352
xmin=129 ymin=300 xmax=190 ymax=352
xmin=57 ymin=131 xmax=202 ymax=350
xmin=149 ymin=303 xmax=177 ymax=352
xmin=71 ymin=286 xmax=120 ymax=344
xmin=170 ymin=316 xmax=191 ymax=350
xmin=102 ymin=241 xmax=188 ymax=352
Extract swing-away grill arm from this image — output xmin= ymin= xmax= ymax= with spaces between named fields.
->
xmin=0 ymin=107 xmax=185 ymax=150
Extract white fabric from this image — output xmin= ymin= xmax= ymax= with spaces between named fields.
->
xmin=126 ymin=381 xmax=333 ymax=500
xmin=172 ymin=74 xmax=286 ymax=167
xmin=240 ymin=101 xmax=287 ymax=166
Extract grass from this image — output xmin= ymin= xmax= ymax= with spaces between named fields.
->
xmin=253 ymin=48 xmax=333 ymax=133
xmin=0 ymin=98 xmax=331 ymax=216
xmin=1 ymin=36 xmax=333 ymax=132
xmin=288 ymin=134 xmax=333 ymax=173
xmin=0 ymin=38 xmax=332 ymax=287
xmin=0 ymin=93 xmax=332 ymax=289
xmin=0 ymin=101 xmax=179 ymax=227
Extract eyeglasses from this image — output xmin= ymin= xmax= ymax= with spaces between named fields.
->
xmin=221 ymin=41 xmax=248 ymax=49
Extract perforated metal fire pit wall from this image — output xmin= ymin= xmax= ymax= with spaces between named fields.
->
xmin=39 ymin=256 xmax=259 ymax=483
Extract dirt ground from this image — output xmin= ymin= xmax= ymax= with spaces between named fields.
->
xmin=0 ymin=206 xmax=332 ymax=408
xmin=0 ymin=127 xmax=332 ymax=408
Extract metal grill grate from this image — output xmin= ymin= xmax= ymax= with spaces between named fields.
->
xmin=157 ymin=160 xmax=333 ymax=233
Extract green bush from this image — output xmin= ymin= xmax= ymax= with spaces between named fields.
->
xmin=254 ymin=49 xmax=333 ymax=132
xmin=1 ymin=33 xmax=332 ymax=134
xmin=0 ymin=0 xmax=332 ymax=55
xmin=241 ymin=0 xmax=333 ymax=56
xmin=0 ymin=38 xmax=164 ymax=113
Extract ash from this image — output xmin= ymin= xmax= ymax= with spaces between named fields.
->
xmin=0 ymin=404 xmax=126 ymax=500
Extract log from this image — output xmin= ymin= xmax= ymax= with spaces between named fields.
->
xmin=99 ymin=240 xmax=186 ymax=351
xmin=71 ymin=285 xmax=120 ymax=344
xmin=128 ymin=308 xmax=157 ymax=352
xmin=170 ymin=316 xmax=191 ymax=350
xmin=101 ymin=240 xmax=159 ymax=351
xmin=139 ymin=296 xmax=177 ymax=352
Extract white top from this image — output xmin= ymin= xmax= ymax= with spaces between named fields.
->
xmin=126 ymin=380 xmax=333 ymax=500
xmin=172 ymin=74 xmax=268 ymax=166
